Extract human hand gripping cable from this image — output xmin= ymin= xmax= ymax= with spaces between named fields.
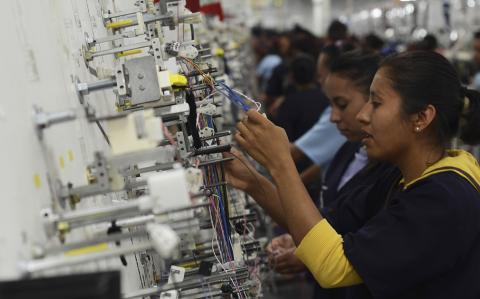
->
xmin=266 ymin=234 xmax=306 ymax=275
xmin=235 ymin=110 xmax=292 ymax=173
xmin=223 ymin=148 xmax=260 ymax=193
xmin=235 ymin=110 xmax=323 ymax=244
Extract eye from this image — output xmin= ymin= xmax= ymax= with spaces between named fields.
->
xmin=334 ymin=99 xmax=347 ymax=110
xmin=371 ymin=100 xmax=381 ymax=108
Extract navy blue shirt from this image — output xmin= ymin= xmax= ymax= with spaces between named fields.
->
xmin=344 ymin=172 xmax=480 ymax=299
xmin=274 ymin=85 xmax=329 ymax=143
xmin=313 ymin=141 xmax=401 ymax=299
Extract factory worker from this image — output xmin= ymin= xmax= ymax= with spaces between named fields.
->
xmin=233 ymin=51 xmax=480 ymax=299
xmin=225 ymin=50 xmax=400 ymax=299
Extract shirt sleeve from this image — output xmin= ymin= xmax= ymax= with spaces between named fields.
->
xmin=343 ymin=173 xmax=468 ymax=298
xmin=294 ymin=107 xmax=346 ymax=168
xmin=294 ymin=219 xmax=363 ymax=288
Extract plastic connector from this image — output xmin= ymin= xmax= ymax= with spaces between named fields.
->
xmin=179 ymin=45 xmax=199 ymax=59
xmin=147 ymin=223 xmax=179 ymax=258
xmin=185 ymin=167 xmax=203 ymax=193
xmin=147 ymin=166 xmax=191 ymax=212
xmin=169 ymin=73 xmax=188 ymax=87
xmin=160 ymin=290 xmax=179 ymax=299
xmin=167 ymin=265 xmax=186 ymax=284
xmin=199 ymin=127 xmax=215 ymax=138
xmin=197 ymin=103 xmax=216 ymax=115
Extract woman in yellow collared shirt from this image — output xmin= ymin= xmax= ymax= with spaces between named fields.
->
xmin=232 ymin=51 xmax=480 ymax=298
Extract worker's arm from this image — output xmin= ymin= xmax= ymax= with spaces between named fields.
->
xmin=235 ymin=111 xmax=322 ymax=243
xmin=235 ymin=110 xmax=362 ymax=288
xmin=290 ymin=144 xmax=307 ymax=164
xmin=223 ymin=149 xmax=287 ymax=227
xmin=294 ymin=219 xmax=363 ymax=288
xmin=299 ymin=164 xmax=322 ymax=185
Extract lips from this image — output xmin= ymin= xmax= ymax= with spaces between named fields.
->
xmin=361 ymin=131 xmax=373 ymax=143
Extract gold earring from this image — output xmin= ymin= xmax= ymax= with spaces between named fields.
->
xmin=415 ymin=126 xmax=421 ymax=132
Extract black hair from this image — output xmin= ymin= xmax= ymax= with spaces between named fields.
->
xmin=320 ymin=44 xmax=341 ymax=69
xmin=289 ymin=27 xmax=322 ymax=60
xmin=319 ymin=42 xmax=358 ymax=71
xmin=328 ymin=50 xmax=381 ymax=96
xmin=289 ymin=54 xmax=316 ymax=85
xmin=327 ymin=20 xmax=348 ymax=42
xmin=417 ymin=34 xmax=438 ymax=51
xmin=474 ymin=31 xmax=480 ymax=39
xmin=363 ymin=33 xmax=385 ymax=52
xmin=381 ymin=51 xmax=480 ymax=146
xmin=250 ymin=25 xmax=263 ymax=38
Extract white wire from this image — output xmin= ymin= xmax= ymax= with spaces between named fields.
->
xmin=209 ymin=202 xmax=226 ymax=264
xmin=209 ymin=196 xmax=245 ymax=298
xmin=198 ymin=90 xmax=221 ymax=107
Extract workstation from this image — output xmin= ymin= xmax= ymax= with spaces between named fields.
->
xmin=1 ymin=1 xmax=480 ymax=298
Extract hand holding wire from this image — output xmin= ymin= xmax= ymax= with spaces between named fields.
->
xmin=235 ymin=110 xmax=292 ymax=172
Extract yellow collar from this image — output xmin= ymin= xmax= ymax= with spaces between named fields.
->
xmin=400 ymin=150 xmax=480 ymax=191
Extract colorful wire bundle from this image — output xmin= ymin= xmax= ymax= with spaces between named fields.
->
xmin=179 ymin=55 xmax=261 ymax=112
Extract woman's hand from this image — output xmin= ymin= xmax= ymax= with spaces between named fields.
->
xmin=235 ymin=110 xmax=292 ymax=172
xmin=223 ymin=148 xmax=260 ymax=194
xmin=265 ymin=233 xmax=295 ymax=255
xmin=265 ymin=234 xmax=306 ymax=274
xmin=270 ymin=247 xmax=306 ymax=275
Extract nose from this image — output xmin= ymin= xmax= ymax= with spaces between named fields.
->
xmin=356 ymin=101 xmax=372 ymax=125
xmin=330 ymin=106 xmax=341 ymax=124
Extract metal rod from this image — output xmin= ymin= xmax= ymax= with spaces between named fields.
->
xmin=87 ymin=78 xmax=117 ymax=92
xmin=55 ymin=202 xmax=210 ymax=232
xmin=200 ymin=131 xmax=231 ymax=141
xmin=46 ymin=230 xmax=147 ymax=255
xmin=91 ymin=41 xmax=151 ymax=58
xmin=124 ymin=161 xmax=176 ymax=176
xmin=91 ymin=32 xmax=138 ymax=45
xmin=122 ymin=269 xmax=248 ymax=299
xmin=103 ymin=8 xmax=141 ymax=20
xmin=22 ymin=242 xmax=152 ymax=274
xmin=193 ymin=144 xmax=231 ymax=156
xmin=88 ymin=111 xmax=131 ymax=122
xmin=60 ymin=203 xmax=144 ymax=230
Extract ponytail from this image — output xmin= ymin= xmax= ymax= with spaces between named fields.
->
xmin=460 ymin=88 xmax=480 ymax=145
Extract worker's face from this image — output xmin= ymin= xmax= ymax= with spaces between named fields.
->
xmin=474 ymin=38 xmax=480 ymax=66
xmin=324 ymin=74 xmax=368 ymax=141
xmin=278 ymin=36 xmax=291 ymax=57
xmin=356 ymin=68 xmax=414 ymax=162
xmin=316 ymin=53 xmax=330 ymax=86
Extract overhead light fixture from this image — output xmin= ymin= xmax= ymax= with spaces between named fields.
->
xmin=360 ymin=10 xmax=369 ymax=20
xmin=371 ymin=8 xmax=382 ymax=18
xmin=405 ymin=3 xmax=415 ymax=14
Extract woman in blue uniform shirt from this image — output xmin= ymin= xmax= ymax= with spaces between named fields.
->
xmin=226 ymin=51 xmax=400 ymax=298
xmin=233 ymin=51 xmax=480 ymax=298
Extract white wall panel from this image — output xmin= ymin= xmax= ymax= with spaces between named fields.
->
xmin=0 ymin=0 xmax=142 ymax=292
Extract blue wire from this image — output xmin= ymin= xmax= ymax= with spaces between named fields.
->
xmin=217 ymin=82 xmax=251 ymax=112
xmin=211 ymin=165 xmax=234 ymax=259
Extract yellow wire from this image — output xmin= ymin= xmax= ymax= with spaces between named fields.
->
xmin=179 ymin=56 xmax=216 ymax=90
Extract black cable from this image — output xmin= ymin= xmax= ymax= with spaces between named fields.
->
xmin=190 ymin=23 xmax=195 ymax=41
xmin=186 ymin=90 xmax=202 ymax=149
xmin=95 ymin=120 xmax=111 ymax=146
